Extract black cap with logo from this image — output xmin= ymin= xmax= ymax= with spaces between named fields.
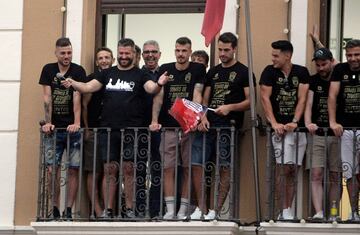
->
xmin=312 ymin=48 xmax=333 ymax=61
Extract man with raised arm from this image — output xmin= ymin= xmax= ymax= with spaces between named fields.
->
xmin=305 ymin=48 xmax=340 ymax=219
xmin=62 ymin=38 xmax=168 ymax=218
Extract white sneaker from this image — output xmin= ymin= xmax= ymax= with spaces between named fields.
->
xmin=204 ymin=209 xmax=216 ymax=220
xmin=312 ymin=211 xmax=324 ymax=219
xmin=278 ymin=208 xmax=293 ymax=220
xmin=163 ymin=211 xmax=174 ymax=219
xmin=348 ymin=212 xmax=360 ymax=221
xmin=177 ymin=212 xmax=186 ymax=220
xmin=190 ymin=207 xmax=202 ymax=219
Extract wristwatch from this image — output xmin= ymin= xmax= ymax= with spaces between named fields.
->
xmin=292 ymin=117 xmax=298 ymax=124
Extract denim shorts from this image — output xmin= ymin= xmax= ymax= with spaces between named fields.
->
xmin=44 ymin=131 xmax=81 ymax=168
xmin=191 ymin=129 xmax=232 ymax=167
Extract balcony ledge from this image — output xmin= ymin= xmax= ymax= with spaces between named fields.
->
xmin=260 ymin=221 xmax=360 ymax=235
xmin=31 ymin=221 xmax=240 ymax=235
xmin=2 ymin=221 xmax=358 ymax=235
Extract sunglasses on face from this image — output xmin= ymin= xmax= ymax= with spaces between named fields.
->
xmin=143 ymin=50 xmax=159 ymax=55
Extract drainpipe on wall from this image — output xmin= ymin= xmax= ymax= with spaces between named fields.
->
xmin=61 ymin=0 xmax=68 ymax=37
xmin=285 ymin=0 xmax=292 ymax=40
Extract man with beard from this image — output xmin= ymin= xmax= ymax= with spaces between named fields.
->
xmin=150 ymin=37 xmax=206 ymax=219
xmin=39 ymin=37 xmax=86 ymax=219
xmin=328 ymin=39 xmax=360 ymax=221
xmin=141 ymin=40 xmax=162 ymax=218
xmin=62 ymin=38 xmax=169 ymax=218
xmin=190 ymin=32 xmax=253 ymax=220
xmin=304 ymin=48 xmax=340 ymax=219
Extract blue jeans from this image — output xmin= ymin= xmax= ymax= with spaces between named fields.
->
xmin=44 ymin=131 xmax=81 ymax=168
xmin=191 ymin=129 xmax=232 ymax=167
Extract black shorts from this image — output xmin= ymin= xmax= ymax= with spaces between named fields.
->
xmin=98 ymin=129 xmax=149 ymax=163
xmin=83 ymin=130 xmax=103 ymax=172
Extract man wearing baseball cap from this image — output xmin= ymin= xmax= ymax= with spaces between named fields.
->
xmin=312 ymin=48 xmax=334 ymax=61
xmin=305 ymin=47 xmax=340 ymax=220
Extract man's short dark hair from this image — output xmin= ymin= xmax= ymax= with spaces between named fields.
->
xmin=96 ymin=47 xmax=113 ymax=58
xmin=191 ymin=50 xmax=209 ymax=65
xmin=56 ymin=37 xmax=71 ymax=47
xmin=176 ymin=37 xmax=192 ymax=46
xmin=345 ymin=39 xmax=360 ymax=50
xmin=271 ymin=40 xmax=293 ymax=53
xmin=218 ymin=32 xmax=238 ymax=48
xmin=118 ymin=38 xmax=135 ymax=48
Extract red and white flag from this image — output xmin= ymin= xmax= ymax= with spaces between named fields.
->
xmin=201 ymin=0 xmax=226 ymax=47
xmin=169 ymin=98 xmax=209 ymax=134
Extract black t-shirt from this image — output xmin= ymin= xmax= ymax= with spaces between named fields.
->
xmin=205 ymin=61 xmax=255 ymax=128
xmin=330 ymin=63 xmax=360 ymax=127
xmin=38 ymin=62 xmax=86 ymax=128
xmin=259 ymin=64 xmax=310 ymax=125
xmin=309 ymin=73 xmax=334 ymax=135
xmin=158 ymin=62 xmax=206 ymax=127
xmin=95 ymin=66 xmax=151 ymax=128
xmin=85 ymin=71 xmax=105 ymax=127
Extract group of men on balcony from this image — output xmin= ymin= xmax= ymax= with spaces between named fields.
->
xmin=39 ymin=32 xmax=253 ymax=220
xmin=38 ymin=31 xmax=360 ymax=222
xmin=260 ymin=37 xmax=360 ymax=221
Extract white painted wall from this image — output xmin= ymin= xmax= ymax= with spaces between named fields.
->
xmin=343 ymin=0 xmax=360 ymax=40
xmin=125 ymin=13 xmax=210 ymax=68
xmin=329 ymin=0 xmax=342 ymax=61
xmin=0 ymin=0 xmax=23 ymax=227
xmin=106 ymin=14 xmax=121 ymax=64
xmin=289 ymin=0 xmax=309 ymax=218
xmin=65 ymin=0 xmax=83 ymax=64
xmin=0 ymin=32 xmax=22 ymax=82
xmin=341 ymin=0 xmax=360 ymax=61
xmin=290 ymin=0 xmax=308 ymax=66
xmin=221 ymin=0 xmax=238 ymax=35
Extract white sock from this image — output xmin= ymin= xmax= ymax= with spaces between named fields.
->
xmin=165 ymin=196 xmax=175 ymax=215
xmin=177 ymin=198 xmax=189 ymax=216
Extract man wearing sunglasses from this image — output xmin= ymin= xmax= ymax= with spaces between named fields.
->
xmin=141 ymin=40 xmax=162 ymax=218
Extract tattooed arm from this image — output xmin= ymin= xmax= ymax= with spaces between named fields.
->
xmin=192 ymin=83 xmax=204 ymax=104
xmin=42 ymin=85 xmax=55 ymax=133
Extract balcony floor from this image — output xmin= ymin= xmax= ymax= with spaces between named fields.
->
xmin=1 ymin=221 xmax=357 ymax=235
